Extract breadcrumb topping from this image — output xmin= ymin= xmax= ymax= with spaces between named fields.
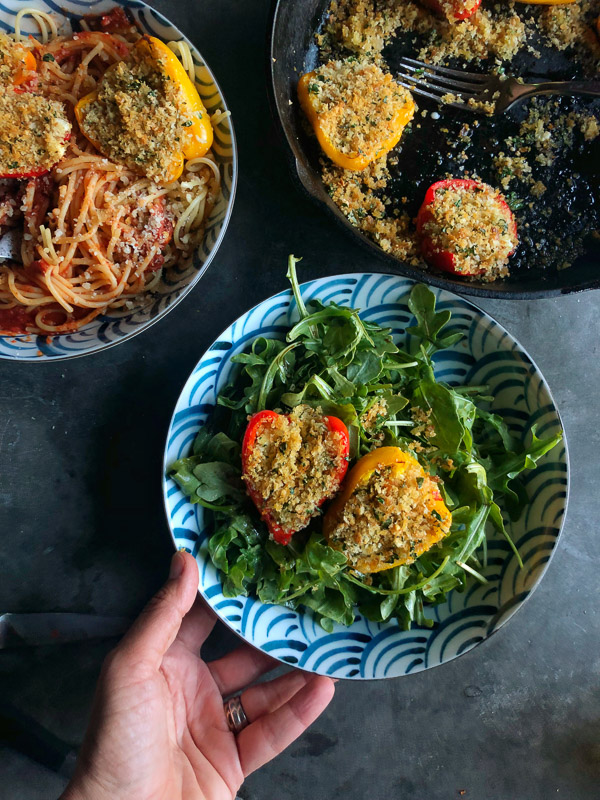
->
xmin=305 ymin=59 xmax=414 ymax=160
xmin=328 ymin=460 xmax=451 ymax=572
xmin=422 ymin=182 xmax=517 ymax=278
xmin=243 ymin=405 xmax=346 ymax=534
xmin=0 ymin=90 xmax=70 ymax=174
xmin=78 ymin=45 xmax=189 ymax=182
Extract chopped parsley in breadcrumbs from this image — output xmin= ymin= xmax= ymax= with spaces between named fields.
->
xmin=327 ymin=461 xmax=451 ymax=572
xmin=243 ymin=405 xmax=346 ymax=535
xmin=78 ymin=44 xmax=189 ymax=182
xmin=0 ymin=91 xmax=70 ymax=175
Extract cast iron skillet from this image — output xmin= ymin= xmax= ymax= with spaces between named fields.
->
xmin=268 ymin=0 xmax=600 ymax=299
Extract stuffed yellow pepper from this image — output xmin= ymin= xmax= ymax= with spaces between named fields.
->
xmin=324 ymin=447 xmax=451 ymax=573
xmin=75 ymin=36 xmax=213 ymax=182
xmin=298 ymin=59 xmax=415 ymax=171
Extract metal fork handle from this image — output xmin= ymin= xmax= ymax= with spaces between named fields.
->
xmin=515 ymin=80 xmax=600 ymax=101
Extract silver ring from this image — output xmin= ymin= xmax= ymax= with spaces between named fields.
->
xmin=223 ymin=695 xmax=249 ymax=734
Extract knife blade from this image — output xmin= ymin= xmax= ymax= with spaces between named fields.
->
xmin=0 ymin=613 xmax=131 ymax=648
xmin=0 ymin=228 xmax=22 ymax=262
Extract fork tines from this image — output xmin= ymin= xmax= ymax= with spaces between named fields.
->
xmin=397 ymin=57 xmax=487 ymax=110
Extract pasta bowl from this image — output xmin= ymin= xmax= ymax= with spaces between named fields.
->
xmin=0 ymin=0 xmax=236 ymax=361
xmin=163 ymin=273 xmax=568 ymax=680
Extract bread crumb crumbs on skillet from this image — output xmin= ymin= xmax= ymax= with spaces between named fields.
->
xmin=243 ymin=405 xmax=346 ymax=534
xmin=320 ymin=0 xmax=527 ymax=65
xmin=327 ymin=459 xmax=451 ymax=571
xmin=312 ymin=0 xmax=600 ymax=280
xmin=322 ymin=156 xmax=422 ymax=263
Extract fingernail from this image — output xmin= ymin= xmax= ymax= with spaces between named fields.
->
xmin=332 ymin=678 xmax=339 ymax=684
xmin=169 ymin=551 xmax=185 ymax=580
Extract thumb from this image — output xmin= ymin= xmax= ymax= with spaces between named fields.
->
xmin=116 ymin=550 xmax=199 ymax=673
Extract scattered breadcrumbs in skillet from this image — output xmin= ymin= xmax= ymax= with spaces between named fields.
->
xmin=243 ymin=405 xmax=347 ymax=533
xmin=0 ymin=91 xmax=70 ymax=174
xmin=327 ymin=460 xmax=451 ymax=571
xmin=320 ymin=0 xmax=527 ymax=65
xmin=322 ymin=156 xmax=421 ymax=263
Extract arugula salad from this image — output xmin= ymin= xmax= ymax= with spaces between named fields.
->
xmin=169 ymin=258 xmax=562 ymax=632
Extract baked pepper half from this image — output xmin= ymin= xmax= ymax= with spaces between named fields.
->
xmin=0 ymin=91 xmax=71 ymax=179
xmin=323 ymin=446 xmax=451 ymax=574
xmin=241 ymin=408 xmax=350 ymax=546
xmin=298 ymin=61 xmax=415 ymax=171
xmin=137 ymin=37 xmax=213 ymax=159
xmin=75 ymin=35 xmax=213 ymax=181
xmin=416 ymin=178 xmax=518 ymax=277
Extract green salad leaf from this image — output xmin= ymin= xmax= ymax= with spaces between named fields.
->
xmin=168 ymin=257 xmax=562 ymax=631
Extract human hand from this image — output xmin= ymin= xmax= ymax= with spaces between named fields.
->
xmin=61 ymin=551 xmax=336 ymax=800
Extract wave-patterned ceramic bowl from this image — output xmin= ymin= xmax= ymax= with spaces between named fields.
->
xmin=0 ymin=0 xmax=236 ymax=361
xmin=163 ymin=274 xmax=568 ymax=680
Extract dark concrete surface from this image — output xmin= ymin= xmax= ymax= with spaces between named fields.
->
xmin=1 ymin=1 xmax=599 ymax=798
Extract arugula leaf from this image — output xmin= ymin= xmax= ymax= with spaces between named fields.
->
xmin=412 ymin=381 xmax=467 ymax=454
xmin=191 ymin=462 xmax=245 ymax=504
xmin=407 ymin=284 xmax=464 ymax=354
xmin=346 ymin=349 xmax=383 ymax=385
xmin=193 ymin=430 xmax=240 ymax=465
xmin=488 ymin=426 xmax=562 ymax=486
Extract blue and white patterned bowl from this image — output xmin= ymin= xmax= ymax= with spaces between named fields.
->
xmin=0 ymin=0 xmax=236 ymax=361
xmin=163 ymin=274 xmax=568 ymax=679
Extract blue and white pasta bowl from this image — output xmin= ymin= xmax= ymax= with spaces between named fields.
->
xmin=0 ymin=0 xmax=236 ymax=361
xmin=163 ymin=273 xmax=568 ymax=680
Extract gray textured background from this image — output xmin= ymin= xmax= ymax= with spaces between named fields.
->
xmin=1 ymin=1 xmax=599 ymax=798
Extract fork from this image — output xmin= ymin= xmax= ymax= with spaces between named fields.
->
xmin=397 ymin=57 xmax=600 ymax=114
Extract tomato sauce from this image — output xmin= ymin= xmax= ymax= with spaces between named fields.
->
xmin=0 ymin=304 xmax=32 ymax=334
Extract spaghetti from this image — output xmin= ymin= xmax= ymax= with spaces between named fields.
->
xmin=0 ymin=8 xmax=223 ymax=335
